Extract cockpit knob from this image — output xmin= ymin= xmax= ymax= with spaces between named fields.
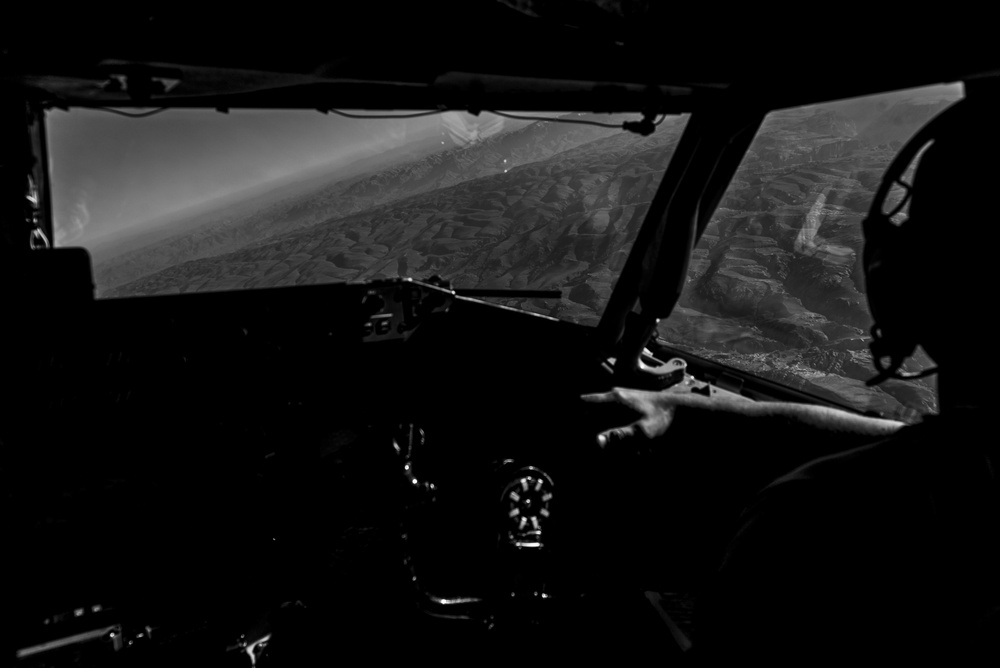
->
xmin=361 ymin=293 xmax=385 ymax=315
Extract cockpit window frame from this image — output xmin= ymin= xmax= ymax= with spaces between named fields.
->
xmin=18 ymin=76 xmax=966 ymax=420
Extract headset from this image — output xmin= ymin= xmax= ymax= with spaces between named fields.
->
xmin=862 ymin=97 xmax=971 ymax=386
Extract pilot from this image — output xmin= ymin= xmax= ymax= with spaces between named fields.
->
xmin=585 ymin=88 xmax=1000 ymax=661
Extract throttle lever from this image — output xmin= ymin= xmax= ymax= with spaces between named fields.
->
xmin=393 ymin=422 xmax=485 ymax=619
xmin=393 ymin=423 xmax=437 ymax=502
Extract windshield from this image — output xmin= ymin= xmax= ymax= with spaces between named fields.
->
xmin=658 ymin=83 xmax=964 ymax=423
xmin=50 ymin=109 xmax=688 ymax=327
xmin=49 ymin=86 xmax=958 ymax=423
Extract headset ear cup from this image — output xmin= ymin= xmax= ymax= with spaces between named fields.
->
xmin=862 ymin=100 xmax=967 ymax=382
xmin=864 ymin=220 xmax=918 ymax=377
xmin=864 ymin=161 xmax=912 ymax=356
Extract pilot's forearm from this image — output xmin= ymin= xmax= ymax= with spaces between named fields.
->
xmin=731 ymin=400 xmax=905 ymax=439
xmin=657 ymin=390 xmax=906 ymax=446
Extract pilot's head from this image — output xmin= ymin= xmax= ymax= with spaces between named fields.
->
xmin=864 ymin=88 xmax=997 ymax=396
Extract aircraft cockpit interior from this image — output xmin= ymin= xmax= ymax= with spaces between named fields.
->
xmin=3 ymin=4 xmax=998 ymax=665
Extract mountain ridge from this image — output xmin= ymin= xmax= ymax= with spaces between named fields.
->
xmin=93 ymin=113 xmax=633 ymax=293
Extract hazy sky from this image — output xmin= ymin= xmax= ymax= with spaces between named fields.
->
xmin=48 ymin=85 xmax=962 ymax=251
xmin=48 ymin=108 xmax=520 ymax=247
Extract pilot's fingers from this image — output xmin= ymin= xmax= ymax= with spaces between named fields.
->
xmin=580 ymin=391 xmax=620 ymax=404
xmin=596 ymin=404 xmax=676 ymax=448
xmin=581 ymin=387 xmax=644 ymax=407
xmin=596 ymin=422 xmax=647 ymax=449
xmin=596 ymin=424 xmax=629 ymax=448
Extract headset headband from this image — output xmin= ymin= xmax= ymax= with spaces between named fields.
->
xmin=864 ymin=98 xmax=968 ymax=241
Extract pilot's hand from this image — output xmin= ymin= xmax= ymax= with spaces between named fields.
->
xmin=581 ymin=387 xmax=713 ymax=449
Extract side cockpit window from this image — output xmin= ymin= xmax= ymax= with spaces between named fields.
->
xmin=657 ymin=83 xmax=964 ymax=422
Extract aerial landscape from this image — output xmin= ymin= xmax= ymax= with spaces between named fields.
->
xmin=67 ymin=86 xmax=961 ymax=421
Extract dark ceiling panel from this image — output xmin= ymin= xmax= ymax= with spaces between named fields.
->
xmin=2 ymin=3 xmax=997 ymax=111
